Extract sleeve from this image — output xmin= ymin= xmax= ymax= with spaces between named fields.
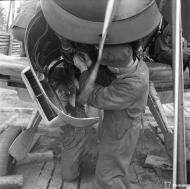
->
xmin=79 ymin=70 xmax=90 ymax=92
xmin=87 ymin=79 xmax=138 ymax=110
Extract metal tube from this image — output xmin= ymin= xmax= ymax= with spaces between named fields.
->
xmin=172 ymin=0 xmax=180 ymax=185
xmin=172 ymin=0 xmax=186 ymax=187
xmin=78 ymin=0 xmax=119 ymax=104
xmin=86 ymin=0 xmax=118 ymax=87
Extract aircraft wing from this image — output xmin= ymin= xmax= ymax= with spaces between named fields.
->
xmin=0 ymin=54 xmax=31 ymax=102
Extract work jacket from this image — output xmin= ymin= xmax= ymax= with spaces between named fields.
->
xmin=85 ymin=59 xmax=149 ymax=139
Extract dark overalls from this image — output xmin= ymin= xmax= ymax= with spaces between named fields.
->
xmin=61 ymin=59 xmax=149 ymax=189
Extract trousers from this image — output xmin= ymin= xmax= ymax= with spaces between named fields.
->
xmin=61 ymin=125 xmax=140 ymax=189
xmin=95 ymin=125 xmax=140 ymax=189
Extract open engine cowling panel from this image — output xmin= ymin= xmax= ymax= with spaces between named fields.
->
xmin=24 ymin=11 xmax=99 ymax=127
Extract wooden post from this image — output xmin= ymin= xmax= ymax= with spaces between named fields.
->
xmin=0 ymin=175 xmax=23 ymax=189
xmin=8 ymin=34 xmax=13 ymax=56
xmin=8 ymin=0 xmax=15 ymax=56
xmin=17 ymin=151 xmax=54 ymax=165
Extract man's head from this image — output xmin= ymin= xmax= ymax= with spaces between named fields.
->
xmin=100 ymin=44 xmax=134 ymax=73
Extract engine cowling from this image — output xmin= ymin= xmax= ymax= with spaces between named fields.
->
xmin=24 ymin=11 xmax=99 ymax=127
xmin=41 ymin=0 xmax=161 ymax=44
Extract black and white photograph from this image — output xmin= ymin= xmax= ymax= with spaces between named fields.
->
xmin=0 ymin=0 xmax=190 ymax=188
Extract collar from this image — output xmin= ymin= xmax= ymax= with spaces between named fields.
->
xmin=116 ymin=58 xmax=139 ymax=78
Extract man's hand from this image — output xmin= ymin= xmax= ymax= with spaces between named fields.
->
xmin=73 ymin=55 xmax=87 ymax=73
xmin=77 ymin=91 xmax=89 ymax=105
xmin=77 ymin=88 xmax=92 ymax=105
xmin=74 ymin=53 xmax=95 ymax=104
xmin=73 ymin=53 xmax=93 ymax=72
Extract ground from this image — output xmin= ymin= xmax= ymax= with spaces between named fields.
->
xmin=1 ymin=88 xmax=190 ymax=188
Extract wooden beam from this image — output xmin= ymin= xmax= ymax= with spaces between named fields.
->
xmin=0 ymin=175 xmax=23 ymax=189
xmin=17 ymin=151 xmax=54 ymax=165
xmin=48 ymin=161 xmax=63 ymax=189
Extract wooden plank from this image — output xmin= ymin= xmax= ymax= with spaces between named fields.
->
xmin=15 ymin=162 xmax=44 ymax=189
xmin=0 ymin=39 xmax=9 ymax=42
xmin=63 ymin=181 xmax=78 ymax=189
xmin=162 ymin=104 xmax=173 ymax=117
xmin=48 ymin=159 xmax=79 ymax=189
xmin=0 ymin=34 xmax=10 ymax=36
xmin=133 ymin=164 xmax=163 ymax=189
xmin=0 ymin=175 xmax=23 ymax=189
xmin=0 ymin=47 xmax=8 ymax=50
xmin=0 ymin=44 xmax=10 ymax=47
xmin=0 ymin=36 xmax=9 ymax=39
xmin=48 ymin=160 xmax=63 ymax=189
xmin=153 ymin=167 xmax=172 ymax=189
xmin=17 ymin=151 xmax=53 ymax=165
xmin=12 ymin=46 xmax=21 ymax=49
xmin=129 ymin=165 xmax=141 ymax=189
xmin=0 ymin=49 xmax=8 ymax=52
xmin=12 ymin=47 xmax=21 ymax=49
xmin=12 ymin=50 xmax=21 ymax=53
xmin=80 ymin=164 xmax=141 ymax=189
xmin=0 ymin=47 xmax=9 ymax=50
xmin=12 ymin=44 xmax=21 ymax=46
xmin=12 ymin=48 xmax=21 ymax=51
xmin=34 ymin=161 xmax=55 ymax=189
xmin=0 ymin=38 xmax=9 ymax=40
xmin=79 ymin=163 xmax=95 ymax=189
xmin=0 ymin=48 xmax=9 ymax=50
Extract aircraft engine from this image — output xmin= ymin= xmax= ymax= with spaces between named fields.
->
xmin=23 ymin=11 xmax=99 ymax=128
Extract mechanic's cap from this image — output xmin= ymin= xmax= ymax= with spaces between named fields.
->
xmin=100 ymin=44 xmax=133 ymax=68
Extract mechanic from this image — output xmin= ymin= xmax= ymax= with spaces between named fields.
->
xmin=76 ymin=43 xmax=149 ymax=189
xmin=149 ymin=22 xmax=190 ymax=71
xmin=38 ymin=0 xmax=161 ymax=187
